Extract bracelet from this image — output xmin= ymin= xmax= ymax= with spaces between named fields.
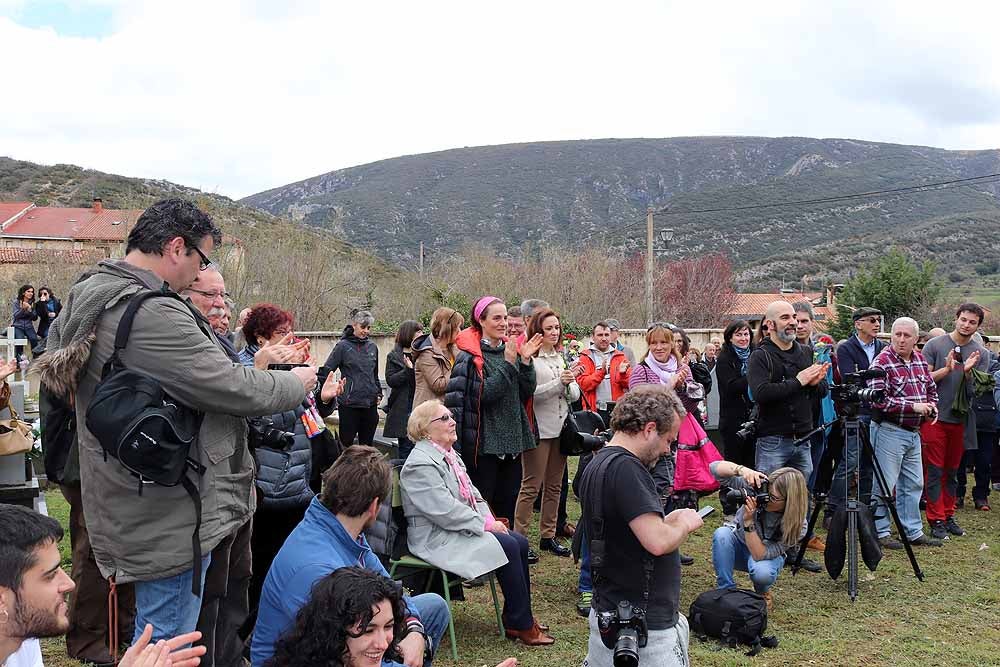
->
xmin=735 ymin=465 xmax=744 ymax=477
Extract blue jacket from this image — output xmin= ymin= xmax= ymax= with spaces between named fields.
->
xmin=250 ymin=497 xmax=420 ymax=667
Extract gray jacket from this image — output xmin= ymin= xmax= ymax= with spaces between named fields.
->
xmin=41 ymin=260 xmax=306 ymax=583
xmin=399 ymin=439 xmax=507 ymax=580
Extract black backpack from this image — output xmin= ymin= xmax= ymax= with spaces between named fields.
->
xmin=84 ymin=286 xmax=208 ymax=595
xmin=689 ymin=588 xmax=777 ymax=656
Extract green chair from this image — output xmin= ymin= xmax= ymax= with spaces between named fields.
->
xmin=386 ymin=469 xmax=504 ymax=660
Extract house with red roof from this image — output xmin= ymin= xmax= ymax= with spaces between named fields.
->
xmin=725 ymin=288 xmax=837 ymax=330
xmin=0 ymin=198 xmax=142 ymax=256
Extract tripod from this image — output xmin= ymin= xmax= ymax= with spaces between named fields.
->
xmin=791 ymin=402 xmax=924 ymax=600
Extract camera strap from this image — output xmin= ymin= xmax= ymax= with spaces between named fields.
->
xmin=585 ymin=447 xmax=656 ymax=610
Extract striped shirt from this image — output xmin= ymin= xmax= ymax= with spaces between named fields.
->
xmin=869 ymin=345 xmax=938 ymax=429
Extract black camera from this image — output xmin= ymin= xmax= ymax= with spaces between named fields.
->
xmin=597 ymin=600 xmax=648 ymax=667
xmin=830 ymin=368 xmax=886 ymax=405
xmin=247 ymin=417 xmax=295 ymax=450
xmin=736 ymin=405 xmax=760 ymax=442
xmin=721 ymin=479 xmax=770 ymax=507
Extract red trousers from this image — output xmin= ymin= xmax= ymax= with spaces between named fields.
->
xmin=920 ymin=421 xmax=965 ymax=521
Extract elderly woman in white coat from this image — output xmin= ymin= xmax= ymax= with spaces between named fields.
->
xmin=514 ymin=308 xmax=580 ymax=558
xmin=400 ymin=400 xmax=555 ymax=647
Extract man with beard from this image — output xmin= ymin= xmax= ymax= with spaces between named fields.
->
xmin=0 ymin=505 xmax=205 ymax=667
xmin=747 ymin=301 xmax=830 ymax=572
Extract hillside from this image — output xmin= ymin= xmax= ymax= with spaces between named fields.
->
xmin=241 ymin=137 xmax=1000 ymax=288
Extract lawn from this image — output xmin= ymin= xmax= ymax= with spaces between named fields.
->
xmin=40 ymin=468 xmax=1000 ymax=667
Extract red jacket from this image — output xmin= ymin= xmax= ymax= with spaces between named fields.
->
xmin=577 ymin=347 xmax=631 ymax=411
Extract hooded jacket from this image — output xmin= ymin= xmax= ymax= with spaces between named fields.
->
xmin=576 ymin=346 xmax=631 ymax=411
xmin=324 ymin=325 xmax=381 ymax=408
xmin=411 ymin=333 xmax=458 ymax=408
xmin=36 ymin=260 xmax=305 ymax=583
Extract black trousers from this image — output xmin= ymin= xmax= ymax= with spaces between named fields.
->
xmin=248 ymin=504 xmax=308 ymax=615
xmin=494 ymin=531 xmax=534 ymax=630
xmin=338 ymin=405 xmax=379 ymax=446
xmin=957 ymin=431 xmax=997 ymax=503
xmin=465 ymin=452 xmax=523 ymax=526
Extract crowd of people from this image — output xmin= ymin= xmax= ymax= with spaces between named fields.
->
xmin=1 ymin=198 xmax=998 ymax=667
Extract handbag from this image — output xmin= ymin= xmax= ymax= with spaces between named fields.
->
xmin=0 ymin=401 xmax=34 ymax=457
xmin=673 ymin=411 xmax=722 ymax=493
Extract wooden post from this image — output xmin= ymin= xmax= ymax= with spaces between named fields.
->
xmin=419 ymin=241 xmax=425 ymax=280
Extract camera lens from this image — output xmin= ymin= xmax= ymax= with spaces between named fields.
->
xmin=613 ymin=629 xmax=640 ymax=667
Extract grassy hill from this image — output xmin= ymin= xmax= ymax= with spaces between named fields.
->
xmin=241 ymin=137 xmax=1000 ymax=289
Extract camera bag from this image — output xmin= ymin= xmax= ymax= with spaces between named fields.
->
xmin=689 ymin=588 xmax=777 ymax=656
xmin=85 ymin=287 xmax=208 ymax=595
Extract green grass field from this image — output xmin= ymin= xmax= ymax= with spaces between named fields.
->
xmin=39 ymin=469 xmax=1000 ymax=667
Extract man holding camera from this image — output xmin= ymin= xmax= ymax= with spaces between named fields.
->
xmin=579 ymin=386 xmax=704 ymax=667
xmin=867 ymin=317 xmax=942 ymax=548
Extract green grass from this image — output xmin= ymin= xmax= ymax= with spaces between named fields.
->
xmin=39 ymin=469 xmax=1000 ymax=667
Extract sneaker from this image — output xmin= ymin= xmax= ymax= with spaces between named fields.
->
xmin=680 ymin=552 xmax=694 ymax=566
xmin=910 ymin=534 xmax=943 ymax=547
xmin=944 ymin=517 xmax=965 ymax=536
xmin=806 ymin=536 xmax=826 ymax=552
xmin=929 ymin=520 xmax=948 ymax=540
xmin=527 ymin=548 xmax=539 ymax=565
xmin=878 ymin=536 xmax=904 ymax=550
xmin=762 ymin=591 xmax=773 ymax=612
xmin=576 ymin=591 xmax=593 ymax=618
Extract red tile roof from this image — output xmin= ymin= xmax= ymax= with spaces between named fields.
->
xmin=0 ymin=202 xmax=32 ymax=228
xmin=728 ymin=292 xmax=833 ymax=320
xmin=0 ymin=248 xmax=103 ymax=265
xmin=1 ymin=205 xmax=141 ymax=241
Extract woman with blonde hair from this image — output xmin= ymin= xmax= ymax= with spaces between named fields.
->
xmin=627 ymin=323 xmax=689 ymax=391
xmin=709 ymin=463 xmax=809 ymax=610
xmin=412 ymin=307 xmax=463 ymax=409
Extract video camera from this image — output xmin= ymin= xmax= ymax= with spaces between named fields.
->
xmin=597 ymin=600 xmax=648 ymax=667
xmin=830 ymin=368 xmax=886 ymax=405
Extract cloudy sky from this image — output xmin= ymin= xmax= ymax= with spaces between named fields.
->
xmin=2 ymin=0 xmax=999 ymax=199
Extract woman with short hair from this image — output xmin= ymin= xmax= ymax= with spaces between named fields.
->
xmin=401 ymin=400 xmax=554 ymax=646
xmin=384 ymin=320 xmax=423 ymax=460
xmin=325 ymin=310 xmax=382 ymax=447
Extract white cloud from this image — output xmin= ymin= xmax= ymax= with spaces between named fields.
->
xmin=1 ymin=0 xmax=998 ymax=198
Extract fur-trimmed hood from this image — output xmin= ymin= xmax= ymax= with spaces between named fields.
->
xmin=36 ymin=260 xmax=164 ymax=397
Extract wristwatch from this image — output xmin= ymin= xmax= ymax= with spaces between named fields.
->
xmin=743 ymin=523 xmax=756 ymax=533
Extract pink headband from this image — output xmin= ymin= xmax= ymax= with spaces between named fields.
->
xmin=473 ymin=296 xmax=502 ymax=321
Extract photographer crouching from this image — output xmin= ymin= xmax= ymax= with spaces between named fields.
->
xmin=579 ymin=385 xmax=704 ymax=667
xmin=710 ymin=463 xmax=808 ymax=610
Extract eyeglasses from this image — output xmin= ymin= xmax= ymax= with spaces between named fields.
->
xmin=430 ymin=413 xmax=455 ymax=424
xmin=860 ymin=317 xmax=881 ymax=325
xmin=187 ymin=288 xmax=230 ymax=301
xmin=272 ymin=327 xmax=293 ymax=337
xmin=190 ymin=246 xmax=212 ymax=271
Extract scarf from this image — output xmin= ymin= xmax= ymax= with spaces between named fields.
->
xmin=430 ymin=440 xmax=478 ymax=510
xmin=644 ymin=352 xmax=678 ymax=385
xmin=734 ymin=343 xmax=751 ymax=376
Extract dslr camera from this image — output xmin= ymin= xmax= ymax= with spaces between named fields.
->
xmin=736 ymin=405 xmax=760 ymax=443
xmin=597 ymin=600 xmax=648 ymax=667
xmin=247 ymin=416 xmax=295 ymax=450
xmin=721 ymin=479 xmax=770 ymax=507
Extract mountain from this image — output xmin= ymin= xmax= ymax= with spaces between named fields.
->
xmin=241 ymin=137 xmax=1000 ymax=288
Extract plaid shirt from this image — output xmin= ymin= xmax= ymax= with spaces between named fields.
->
xmin=869 ymin=345 xmax=938 ymax=429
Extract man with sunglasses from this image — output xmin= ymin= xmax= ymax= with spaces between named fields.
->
xmin=38 ymin=198 xmax=319 ymax=649
xmin=827 ymin=307 xmax=886 ymax=528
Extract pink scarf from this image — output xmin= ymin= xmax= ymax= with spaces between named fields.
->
xmin=430 ymin=440 xmax=496 ymax=529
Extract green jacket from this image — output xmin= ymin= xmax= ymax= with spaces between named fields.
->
xmin=41 ymin=260 xmax=306 ymax=583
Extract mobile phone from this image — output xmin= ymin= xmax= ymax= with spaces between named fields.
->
xmin=953 ymin=345 xmax=963 ymax=363
xmin=267 ymin=363 xmax=309 ymax=371
xmin=697 ymin=506 xmax=716 ymax=519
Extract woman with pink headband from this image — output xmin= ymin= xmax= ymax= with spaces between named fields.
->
xmin=444 ymin=296 xmax=544 ymax=531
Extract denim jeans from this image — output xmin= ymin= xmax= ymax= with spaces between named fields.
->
xmin=578 ymin=523 xmax=592 ymax=593
xmin=870 ymin=422 xmax=925 ymax=540
xmin=134 ymin=555 xmax=211 ymax=643
xmin=385 ymin=593 xmax=450 ymax=666
xmin=755 ymin=434 xmax=812 ymax=479
xmin=711 ymin=526 xmax=784 ymax=593
xmin=828 ymin=416 xmax=874 ymax=513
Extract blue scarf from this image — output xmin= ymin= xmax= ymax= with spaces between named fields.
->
xmin=733 ymin=343 xmax=751 ymax=376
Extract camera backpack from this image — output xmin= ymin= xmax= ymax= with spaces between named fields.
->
xmin=689 ymin=588 xmax=777 ymax=656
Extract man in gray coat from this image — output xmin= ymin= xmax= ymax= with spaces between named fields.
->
xmin=38 ymin=199 xmax=317 ymax=645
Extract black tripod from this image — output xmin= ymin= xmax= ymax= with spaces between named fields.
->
xmin=791 ymin=402 xmax=924 ymax=600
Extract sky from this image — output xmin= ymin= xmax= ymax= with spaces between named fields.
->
xmin=2 ymin=0 xmax=999 ymax=199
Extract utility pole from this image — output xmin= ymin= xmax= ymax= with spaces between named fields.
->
xmin=419 ymin=241 xmax=425 ymax=280
xmin=645 ymin=206 xmax=654 ymax=327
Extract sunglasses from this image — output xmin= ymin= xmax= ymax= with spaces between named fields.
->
xmin=431 ymin=413 xmax=455 ymax=424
